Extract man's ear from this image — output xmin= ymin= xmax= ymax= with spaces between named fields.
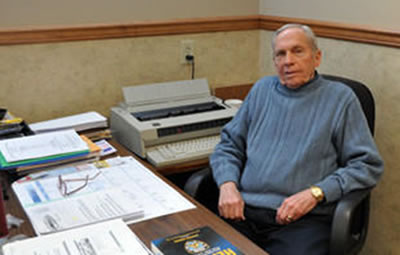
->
xmin=314 ymin=49 xmax=322 ymax=68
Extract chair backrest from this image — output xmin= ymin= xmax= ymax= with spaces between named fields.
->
xmin=322 ymin=74 xmax=375 ymax=135
xmin=322 ymin=74 xmax=375 ymax=255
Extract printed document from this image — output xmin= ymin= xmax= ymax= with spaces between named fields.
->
xmin=12 ymin=156 xmax=195 ymax=235
xmin=0 ymin=129 xmax=88 ymax=163
xmin=2 ymin=219 xmax=153 ymax=255
xmin=120 ymin=157 xmax=196 ymax=224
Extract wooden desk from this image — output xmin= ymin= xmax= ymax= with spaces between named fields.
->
xmin=155 ymin=157 xmax=209 ymax=176
xmin=2 ymin=141 xmax=268 ymax=255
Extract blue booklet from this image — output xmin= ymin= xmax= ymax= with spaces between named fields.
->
xmin=151 ymin=226 xmax=244 ymax=255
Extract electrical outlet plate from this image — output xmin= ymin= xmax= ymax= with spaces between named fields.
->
xmin=181 ymin=40 xmax=194 ymax=64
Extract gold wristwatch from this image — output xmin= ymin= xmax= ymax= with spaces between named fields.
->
xmin=310 ymin=186 xmax=324 ymax=202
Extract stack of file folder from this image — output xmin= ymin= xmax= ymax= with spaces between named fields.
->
xmin=0 ymin=129 xmax=100 ymax=174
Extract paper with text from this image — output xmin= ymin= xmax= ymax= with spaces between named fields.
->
xmin=12 ymin=156 xmax=195 ymax=235
xmin=2 ymin=219 xmax=153 ymax=255
xmin=0 ymin=129 xmax=88 ymax=163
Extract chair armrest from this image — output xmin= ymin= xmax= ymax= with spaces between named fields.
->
xmin=184 ymin=167 xmax=212 ymax=198
xmin=330 ymin=189 xmax=371 ymax=255
xmin=184 ymin=167 xmax=220 ymax=214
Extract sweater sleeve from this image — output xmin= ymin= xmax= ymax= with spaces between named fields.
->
xmin=317 ymin=96 xmax=384 ymax=202
xmin=210 ymin=89 xmax=253 ymax=188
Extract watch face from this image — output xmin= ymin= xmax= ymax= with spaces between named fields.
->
xmin=311 ymin=186 xmax=323 ymax=201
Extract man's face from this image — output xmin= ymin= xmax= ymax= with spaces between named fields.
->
xmin=273 ymin=28 xmax=321 ymax=89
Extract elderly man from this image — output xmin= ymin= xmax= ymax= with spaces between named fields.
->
xmin=210 ymin=24 xmax=383 ymax=254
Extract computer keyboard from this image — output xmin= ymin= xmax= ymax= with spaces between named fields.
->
xmin=146 ymin=135 xmax=221 ymax=167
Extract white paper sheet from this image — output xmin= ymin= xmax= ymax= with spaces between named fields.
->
xmin=119 ymin=157 xmax=196 ymax=224
xmin=0 ymin=129 xmax=88 ymax=163
xmin=12 ymin=156 xmax=195 ymax=235
xmin=28 ymin=188 xmax=144 ymax=234
xmin=2 ymin=219 xmax=153 ymax=255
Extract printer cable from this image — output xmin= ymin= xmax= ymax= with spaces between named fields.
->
xmin=185 ymin=54 xmax=195 ymax=80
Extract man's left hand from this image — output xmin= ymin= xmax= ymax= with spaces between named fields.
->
xmin=276 ymin=188 xmax=318 ymax=225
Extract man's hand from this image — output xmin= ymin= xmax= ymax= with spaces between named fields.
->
xmin=218 ymin=182 xmax=245 ymax=221
xmin=276 ymin=188 xmax=319 ymax=225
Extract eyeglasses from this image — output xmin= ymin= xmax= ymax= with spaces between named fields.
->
xmin=58 ymin=171 xmax=101 ymax=196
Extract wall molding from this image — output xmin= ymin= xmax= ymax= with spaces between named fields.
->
xmin=0 ymin=16 xmax=260 ymax=45
xmin=0 ymin=15 xmax=399 ymax=48
xmin=259 ymin=15 xmax=400 ymax=48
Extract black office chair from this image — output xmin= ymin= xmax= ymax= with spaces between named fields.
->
xmin=184 ymin=74 xmax=376 ymax=255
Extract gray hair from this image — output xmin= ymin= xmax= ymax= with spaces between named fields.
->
xmin=271 ymin=24 xmax=319 ymax=52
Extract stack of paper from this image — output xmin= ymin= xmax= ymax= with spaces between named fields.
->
xmin=0 ymin=130 xmax=100 ymax=173
xmin=15 ymin=135 xmax=101 ymax=175
xmin=29 ymin=111 xmax=108 ymax=134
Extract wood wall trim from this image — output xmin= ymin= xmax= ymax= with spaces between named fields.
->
xmin=0 ymin=15 xmax=399 ymax=48
xmin=0 ymin=15 xmax=260 ymax=46
xmin=259 ymin=15 xmax=400 ymax=48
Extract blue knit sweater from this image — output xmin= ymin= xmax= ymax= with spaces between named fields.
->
xmin=210 ymin=74 xmax=383 ymax=215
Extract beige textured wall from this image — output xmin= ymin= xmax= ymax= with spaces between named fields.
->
xmin=259 ymin=30 xmax=399 ymax=254
xmin=318 ymin=38 xmax=400 ymax=255
xmin=0 ymin=0 xmax=259 ymax=28
xmin=260 ymin=0 xmax=400 ymax=31
xmin=0 ymin=31 xmax=260 ymax=123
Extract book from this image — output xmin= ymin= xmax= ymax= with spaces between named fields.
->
xmin=151 ymin=226 xmax=244 ymax=255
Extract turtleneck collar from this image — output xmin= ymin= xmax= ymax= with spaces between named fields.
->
xmin=276 ymin=71 xmax=321 ymax=96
